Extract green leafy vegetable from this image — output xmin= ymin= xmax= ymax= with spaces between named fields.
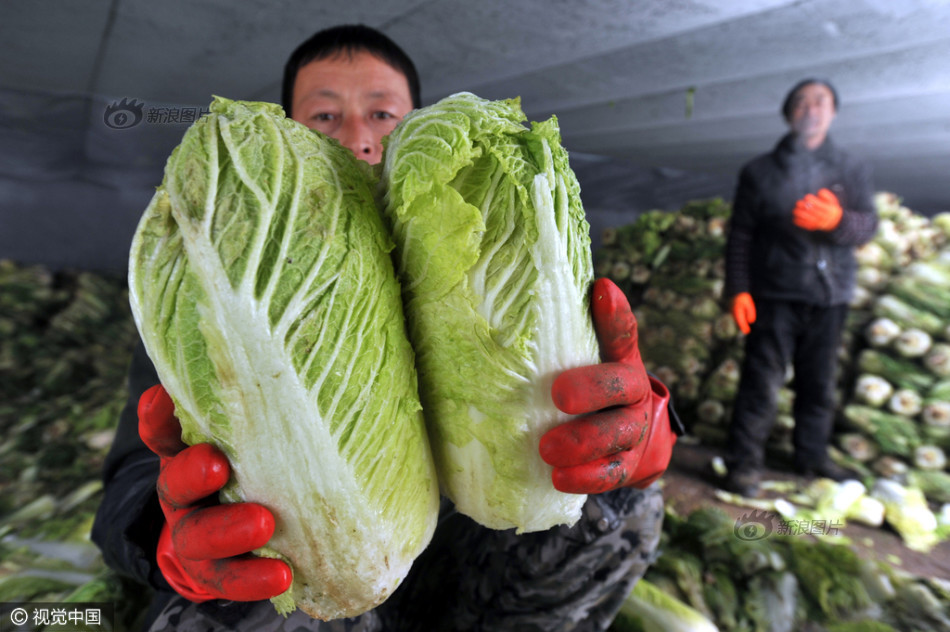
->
xmin=380 ymin=92 xmax=599 ymax=532
xmin=610 ymin=578 xmax=720 ymax=632
xmin=128 ymin=97 xmax=439 ymax=620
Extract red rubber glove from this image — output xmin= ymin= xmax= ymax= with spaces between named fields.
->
xmin=793 ymin=188 xmax=842 ymax=231
xmin=731 ymin=292 xmax=756 ymax=335
xmin=139 ymin=384 xmax=292 ymax=602
xmin=539 ymin=278 xmax=676 ymax=494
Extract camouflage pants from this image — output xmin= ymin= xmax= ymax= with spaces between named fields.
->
xmin=147 ymin=485 xmax=664 ymax=632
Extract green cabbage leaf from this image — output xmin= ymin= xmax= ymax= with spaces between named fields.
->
xmin=128 ymin=97 xmax=439 ymax=620
xmin=380 ymin=92 xmax=600 ymax=532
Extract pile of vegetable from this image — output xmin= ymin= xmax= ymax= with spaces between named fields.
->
xmin=594 ymin=193 xmax=950 ymax=551
xmin=0 ymin=260 xmax=149 ymax=630
xmin=610 ymin=505 xmax=950 ymax=632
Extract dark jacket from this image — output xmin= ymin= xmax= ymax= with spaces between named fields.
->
xmin=92 ymin=341 xmax=665 ymax=631
xmin=724 ymin=133 xmax=878 ymax=306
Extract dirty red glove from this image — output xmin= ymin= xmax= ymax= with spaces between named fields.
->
xmin=139 ymin=385 xmax=292 ymax=602
xmin=539 ymin=278 xmax=676 ymax=494
xmin=793 ymin=188 xmax=842 ymax=231
xmin=731 ymin=292 xmax=756 ymax=335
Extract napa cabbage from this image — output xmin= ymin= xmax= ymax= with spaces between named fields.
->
xmin=380 ymin=92 xmax=600 ymax=533
xmin=128 ymin=97 xmax=439 ymax=620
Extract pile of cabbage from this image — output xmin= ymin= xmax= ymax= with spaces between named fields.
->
xmin=594 ymin=193 xmax=950 ymax=551
xmin=609 ymin=506 xmax=950 ymax=632
xmin=0 ymin=261 xmax=151 ymax=629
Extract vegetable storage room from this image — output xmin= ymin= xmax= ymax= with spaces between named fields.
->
xmin=2 ymin=1 xmax=949 ymax=631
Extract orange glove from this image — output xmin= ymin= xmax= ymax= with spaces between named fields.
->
xmin=793 ymin=188 xmax=842 ymax=231
xmin=539 ymin=278 xmax=676 ymax=493
xmin=139 ymin=385 xmax=292 ymax=602
xmin=731 ymin=292 xmax=756 ymax=335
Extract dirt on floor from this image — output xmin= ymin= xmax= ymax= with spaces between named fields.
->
xmin=660 ymin=439 xmax=950 ymax=581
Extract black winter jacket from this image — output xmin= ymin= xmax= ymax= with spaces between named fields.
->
xmin=724 ymin=133 xmax=878 ymax=306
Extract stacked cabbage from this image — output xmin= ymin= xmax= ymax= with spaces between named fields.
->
xmin=594 ymin=193 xmax=950 ymax=550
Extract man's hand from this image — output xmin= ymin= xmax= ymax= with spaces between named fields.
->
xmin=731 ymin=292 xmax=756 ymax=335
xmin=539 ymin=278 xmax=676 ymax=494
xmin=793 ymin=188 xmax=842 ymax=231
xmin=139 ymin=385 xmax=292 ymax=602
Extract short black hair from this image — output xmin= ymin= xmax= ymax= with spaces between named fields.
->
xmin=281 ymin=24 xmax=421 ymax=116
xmin=781 ymin=77 xmax=839 ymax=120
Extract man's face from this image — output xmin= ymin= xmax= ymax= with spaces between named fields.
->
xmin=291 ymin=51 xmax=413 ymax=165
xmin=786 ymin=83 xmax=836 ymax=148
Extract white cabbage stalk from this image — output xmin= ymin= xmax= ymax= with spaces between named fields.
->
xmin=850 ymin=284 xmax=873 ymax=309
xmin=874 ymin=295 xmax=943 ymax=335
xmin=129 ymin=98 xmax=439 ymax=619
xmin=922 ymin=401 xmax=950 ymax=430
xmin=872 ymin=455 xmax=909 ymax=480
xmin=838 ymin=433 xmax=878 ymax=462
xmin=876 ymin=219 xmax=910 ymax=258
xmin=854 ymin=374 xmax=893 ymax=408
xmin=854 ymin=241 xmax=889 ymax=268
xmin=924 ymin=343 xmax=950 ymax=377
xmin=611 ymin=260 xmax=632 ymax=280
xmin=865 ymin=317 xmax=901 ymax=347
xmin=894 ymin=328 xmax=932 ymax=357
xmin=914 ymin=445 xmax=948 ymax=471
xmin=631 ymin=264 xmax=652 ymax=283
xmin=857 ymin=266 xmax=888 ymax=291
xmin=696 ymin=399 xmax=726 ymax=425
xmin=707 ymin=216 xmax=727 ymax=238
xmin=714 ymin=313 xmax=739 ymax=340
xmin=381 ymin=93 xmax=599 ymax=532
xmin=888 ymin=389 xmax=923 ymax=417
xmin=775 ymin=413 xmax=795 ymax=432
xmin=653 ymin=366 xmax=679 ymax=388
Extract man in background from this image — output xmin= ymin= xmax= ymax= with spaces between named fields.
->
xmin=722 ymin=78 xmax=878 ymax=498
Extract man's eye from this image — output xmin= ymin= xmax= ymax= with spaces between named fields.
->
xmin=372 ymin=111 xmax=395 ymax=120
xmin=313 ymin=113 xmax=336 ymax=122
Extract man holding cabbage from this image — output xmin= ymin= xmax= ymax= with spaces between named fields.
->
xmin=722 ymin=78 xmax=878 ymax=498
xmin=93 ymin=25 xmax=680 ymax=631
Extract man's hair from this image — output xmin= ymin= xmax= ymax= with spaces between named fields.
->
xmin=781 ymin=77 xmax=839 ymax=120
xmin=282 ymin=24 xmax=421 ymax=115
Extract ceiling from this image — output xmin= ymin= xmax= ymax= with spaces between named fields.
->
xmin=3 ymin=0 xmax=949 ymax=273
